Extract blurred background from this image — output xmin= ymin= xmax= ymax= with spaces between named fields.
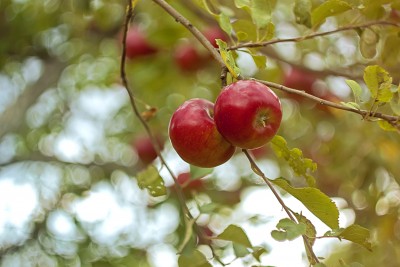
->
xmin=1 ymin=0 xmax=400 ymax=266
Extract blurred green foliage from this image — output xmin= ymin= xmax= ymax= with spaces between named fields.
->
xmin=1 ymin=0 xmax=400 ymax=266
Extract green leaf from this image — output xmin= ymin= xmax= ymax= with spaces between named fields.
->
xmin=378 ymin=120 xmax=397 ymax=132
xmin=217 ymin=225 xmax=252 ymax=248
xmin=271 ymin=218 xmax=306 ymax=241
xmin=271 ymin=178 xmax=340 ymax=229
xmin=271 ymin=135 xmax=317 ymax=187
xmin=217 ymin=13 xmax=233 ymax=38
xmin=233 ymin=243 xmax=251 ymax=258
xmin=258 ymin=22 xmax=275 ymax=41
xmin=178 ymin=250 xmax=212 ymax=267
xmin=360 ymin=39 xmax=377 ymax=59
xmin=294 ymin=213 xmax=317 ymax=264
xmin=324 ymin=224 xmax=372 ymax=251
xmin=381 ymin=35 xmax=400 ymax=67
xmin=136 ymin=165 xmax=166 ymax=197
xmin=234 ymin=0 xmax=251 ymax=9
xmin=252 ymin=246 xmax=269 ymax=262
xmin=340 ymin=225 xmax=372 ymax=251
xmin=71 ymin=0 xmax=91 ymax=14
xmin=199 ymin=0 xmax=218 ymax=16
xmin=294 ymin=213 xmax=316 ymax=245
xmin=361 ymin=28 xmax=379 ymax=45
xmin=311 ymin=0 xmax=352 ymax=28
xmin=251 ymin=54 xmax=267 ymax=69
xmin=390 ymin=93 xmax=400 ymax=115
xmin=216 ymin=39 xmax=241 ymax=78
xmin=294 ymin=0 xmax=312 ymax=28
xmin=199 ymin=202 xmax=219 ymax=213
xmin=190 ymin=165 xmax=213 ymax=179
xmin=250 ymin=0 xmax=277 ymax=29
xmin=345 ymin=79 xmax=362 ymax=103
xmin=363 ymin=65 xmax=393 ymax=103
xmin=360 ymin=4 xmax=385 ymax=20
xmin=233 ymin=20 xmax=258 ymax=41
xmin=270 ymin=230 xmax=287 ymax=241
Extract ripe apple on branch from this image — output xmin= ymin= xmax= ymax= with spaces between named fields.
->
xmin=169 ymin=80 xmax=282 ymax=167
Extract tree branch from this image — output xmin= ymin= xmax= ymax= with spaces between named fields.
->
xmin=254 ymin=78 xmax=399 ymax=125
xmin=151 ymin=0 xmax=225 ymax=68
xmin=120 ymin=1 xmax=192 ymax=220
xmin=261 ymin=47 xmax=365 ymax=81
xmin=229 ymin=20 xmax=400 ymax=50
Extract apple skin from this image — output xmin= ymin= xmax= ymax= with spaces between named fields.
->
xmin=169 ymin=98 xmax=236 ymax=168
xmin=173 ymin=44 xmax=205 ymax=72
xmin=176 ymin=172 xmax=204 ymax=191
xmin=283 ymin=68 xmax=316 ymax=101
xmin=214 ymin=80 xmax=282 ymax=149
xmin=249 ymin=145 xmax=270 ymax=159
xmin=125 ymin=26 xmax=158 ymax=59
xmin=203 ymin=26 xmax=229 ymax=48
xmin=133 ymin=135 xmax=164 ymax=165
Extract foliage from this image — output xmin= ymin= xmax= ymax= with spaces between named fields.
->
xmin=1 ymin=0 xmax=400 ymax=266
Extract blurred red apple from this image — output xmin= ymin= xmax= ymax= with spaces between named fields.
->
xmin=214 ymin=80 xmax=282 ymax=149
xmin=125 ymin=26 xmax=158 ymax=59
xmin=169 ymin=98 xmax=235 ymax=167
xmin=203 ymin=26 xmax=229 ymax=48
xmin=176 ymin=172 xmax=204 ymax=191
xmin=173 ymin=43 xmax=205 ymax=72
xmin=249 ymin=145 xmax=270 ymax=159
xmin=198 ymin=225 xmax=214 ymax=245
xmin=133 ymin=135 xmax=164 ymax=165
xmin=315 ymin=91 xmax=342 ymax=115
xmin=390 ymin=9 xmax=400 ymax=21
xmin=283 ymin=68 xmax=317 ymax=101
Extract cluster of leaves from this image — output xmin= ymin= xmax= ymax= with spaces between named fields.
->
xmin=1 ymin=0 xmax=400 ymax=266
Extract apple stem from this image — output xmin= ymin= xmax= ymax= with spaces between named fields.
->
xmin=242 ymin=148 xmax=320 ymax=264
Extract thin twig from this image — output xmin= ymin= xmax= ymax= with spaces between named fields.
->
xmin=229 ymin=20 xmax=400 ymax=50
xmin=261 ymin=46 xmax=365 ymax=81
xmin=254 ymin=79 xmax=399 ymax=124
xmin=120 ymin=1 xmax=192 ymax=219
xmin=242 ymin=149 xmax=320 ymax=264
xmin=151 ymin=0 xmax=226 ymax=68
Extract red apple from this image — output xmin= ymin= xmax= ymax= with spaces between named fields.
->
xmin=249 ymin=145 xmax=269 ymax=159
xmin=133 ymin=135 xmax=164 ymax=165
xmin=390 ymin=9 xmax=400 ymax=21
xmin=315 ymin=91 xmax=341 ymax=115
xmin=125 ymin=26 xmax=158 ymax=59
xmin=283 ymin=68 xmax=317 ymax=101
xmin=176 ymin=172 xmax=204 ymax=191
xmin=203 ymin=26 xmax=229 ymax=48
xmin=214 ymin=80 xmax=282 ymax=149
xmin=169 ymin=98 xmax=235 ymax=168
xmin=173 ymin=43 xmax=205 ymax=72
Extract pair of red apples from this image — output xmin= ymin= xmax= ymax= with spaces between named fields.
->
xmin=169 ymin=80 xmax=282 ymax=168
